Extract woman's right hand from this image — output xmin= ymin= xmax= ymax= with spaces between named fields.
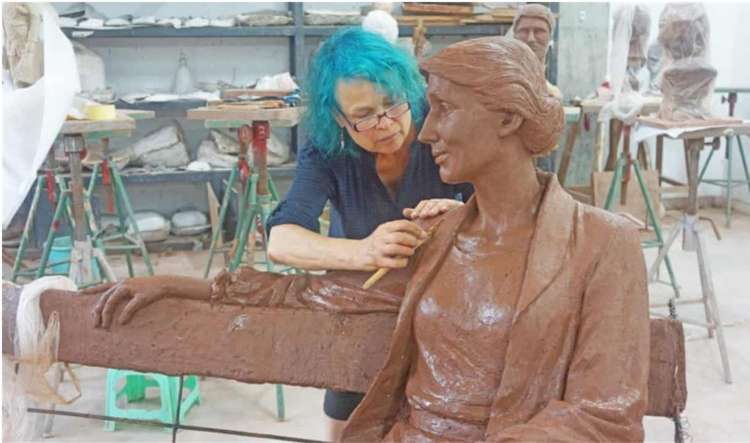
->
xmin=358 ymin=220 xmax=427 ymax=270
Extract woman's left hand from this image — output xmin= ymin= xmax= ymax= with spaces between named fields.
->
xmin=403 ymin=198 xmax=463 ymax=220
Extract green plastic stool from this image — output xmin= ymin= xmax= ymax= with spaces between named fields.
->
xmin=104 ymin=369 xmax=201 ymax=431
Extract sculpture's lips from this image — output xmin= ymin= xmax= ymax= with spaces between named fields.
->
xmin=432 ymin=151 xmax=448 ymax=164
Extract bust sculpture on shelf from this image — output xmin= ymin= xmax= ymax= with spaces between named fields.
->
xmin=657 ymin=2 xmax=716 ymax=121
xmin=509 ymin=4 xmax=561 ymax=99
xmin=87 ymin=37 xmax=650 ymax=442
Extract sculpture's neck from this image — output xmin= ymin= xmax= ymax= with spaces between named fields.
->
xmin=471 ymin=145 xmax=543 ymax=237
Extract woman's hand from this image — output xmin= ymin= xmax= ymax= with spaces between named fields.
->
xmin=84 ymin=276 xmax=210 ymax=328
xmin=403 ymin=198 xmax=463 ymax=220
xmin=358 ymin=220 xmax=427 ymax=270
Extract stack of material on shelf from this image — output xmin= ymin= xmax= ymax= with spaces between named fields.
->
xmin=399 ymin=3 xmax=516 ymax=26
xmin=304 ymin=10 xmax=362 ymax=25
xmin=195 ymin=129 xmax=290 ymax=169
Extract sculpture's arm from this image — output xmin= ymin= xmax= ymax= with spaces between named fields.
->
xmin=485 ymin=225 xmax=650 ymax=442
xmin=90 ymin=267 xmax=407 ymax=329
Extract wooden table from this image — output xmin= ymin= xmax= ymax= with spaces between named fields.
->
xmin=640 ymin=121 xmax=750 ymax=385
xmin=557 ymin=96 xmax=662 ymax=186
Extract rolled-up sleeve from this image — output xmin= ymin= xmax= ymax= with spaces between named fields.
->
xmin=266 ymin=144 xmax=334 ymax=235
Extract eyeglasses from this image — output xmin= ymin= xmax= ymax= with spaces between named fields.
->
xmin=339 ymin=102 xmax=410 ymax=132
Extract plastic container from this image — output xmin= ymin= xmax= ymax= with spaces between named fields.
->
xmin=48 ymin=236 xmax=101 ymax=276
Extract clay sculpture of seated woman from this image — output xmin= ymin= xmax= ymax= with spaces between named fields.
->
xmin=89 ymin=37 xmax=650 ymax=442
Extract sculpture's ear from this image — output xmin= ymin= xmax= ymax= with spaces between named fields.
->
xmin=497 ymin=112 xmax=523 ymax=138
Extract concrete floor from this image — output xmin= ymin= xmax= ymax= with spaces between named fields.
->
xmin=7 ymin=208 xmax=750 ymax=442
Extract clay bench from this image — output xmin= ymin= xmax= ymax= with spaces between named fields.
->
xmin=2 ymin=285 xmax=687 ymax=440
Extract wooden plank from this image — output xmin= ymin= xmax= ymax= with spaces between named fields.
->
xmin=637 ymin=115 xmax=743 ymax=129
xmin=397 ymin=15 xmax=463 ymax=26
xmin=402 ymin=3 xmax=474 ymax=15
xmin=581 ymin=96 xmax=662 ymax=115
xmin=221 ymin=89 xmax=295 ymax=99
xmin=187 ymin=106 xmax=304 ymax=125
xmin=61 ymin=111 xmax=136 ymax=135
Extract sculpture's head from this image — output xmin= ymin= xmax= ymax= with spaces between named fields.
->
xmin=419 ymin=37 xmax=564 ymax=184
xmin=511 ymin=4 xmax=555 ymax=65
xmin=658 ymin=3 xmax=710 ymax=61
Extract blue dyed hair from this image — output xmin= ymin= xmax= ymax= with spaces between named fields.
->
xmin=303 ymin=27 xmax=427 ymax=157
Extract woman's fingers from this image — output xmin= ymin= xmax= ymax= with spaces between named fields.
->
xmin=382 ymin=220 xmax=426 ymax=239
xmin=376 ymin=256 xmax=409 ymax=269
xmin=382 ymin=244 xmax=416 ymax=258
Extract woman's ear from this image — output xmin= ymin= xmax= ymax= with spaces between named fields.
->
xmin=497 ymin=112 xmax=523 ymax=138
xmin=334 ymin=113 xmax=346 ymax=128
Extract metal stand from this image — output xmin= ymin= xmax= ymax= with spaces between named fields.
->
xmin=697 ymin=91 xmax=750 ymax=227
xmin=202 ymin=121 xmax=286 ymax=420
xmin=87 ymin=137 xmax=154 ymax=277
xmin=649 ymin=138 xmax=732 ymax=384
xmin=11 ymin=137 xmax=153 ymax=283
xmin=603 ymin=125 xmax=680 ymax=298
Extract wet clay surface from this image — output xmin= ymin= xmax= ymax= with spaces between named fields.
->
xmin=34 ymin=288 xmax=398 ymax=393
xmin=341 ymin=37 xmax=650 ymax=442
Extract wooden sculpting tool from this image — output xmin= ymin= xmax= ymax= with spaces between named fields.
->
xmin=362 ymin=220 xmax=443 ymax=290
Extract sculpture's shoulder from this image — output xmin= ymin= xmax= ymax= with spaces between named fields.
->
xmin=575 ymin=201 xmax=642 ymax=258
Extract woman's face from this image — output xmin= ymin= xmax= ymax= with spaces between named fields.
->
xmin=335 ymin=79 xmax=413 ymax=155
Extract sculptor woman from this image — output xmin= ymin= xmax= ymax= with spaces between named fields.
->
xmin=88 ymin=37 xmax=650 ymax=442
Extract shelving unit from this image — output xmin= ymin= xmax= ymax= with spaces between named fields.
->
xmin=61 ymin=3 xmax=515 ymax=150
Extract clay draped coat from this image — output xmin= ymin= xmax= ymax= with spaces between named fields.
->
xmin=340 ymin=173 xmax=650 ymax=442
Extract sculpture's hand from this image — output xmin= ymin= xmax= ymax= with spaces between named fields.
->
xmin=84 ymin=276 xmax=210 ymax=328
xmin=83 ymin=278 xmax=167 ymax=328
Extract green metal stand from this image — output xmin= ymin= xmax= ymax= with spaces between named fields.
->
xmin=697 ymin=133 xmax=750 ymax=228
xmin=11 ymin=137 xmax=153 ymax=284
xmin=87 ymin=138 xmax=154 ymax=277
xmin=202 ymin=122 xmax=285 ymax=421
xmin=603 ymin=127 xmax=680 ymax=298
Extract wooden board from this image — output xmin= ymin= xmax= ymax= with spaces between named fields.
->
xmin=592 ymin=169 xmax=661 ymax=224
xmin=581 ymin=96 xmax=662 ymax=115
xmin=220 ymin=89 xmax=295 ymax=99
xmin=398 ymin=15 xmax=464 ymax=26
xmin=61 ymin=111 xmax=135 ymax=135
xmin=187 ymin=106 xmax=304 ymax=125
xmin=637 ymin=115 xmax=743 ymax=129
xmin=402 ymin=2 xmax=474 ymax=15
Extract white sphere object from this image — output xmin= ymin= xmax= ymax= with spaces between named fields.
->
xmin=362 ymin=10 xmax=399 ymax=44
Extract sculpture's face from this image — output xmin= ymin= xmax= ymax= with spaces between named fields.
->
xmin=419 ymin=75 xmax=509 ymax=184
xmin=514 ymin=17 xmax=551 ymax=64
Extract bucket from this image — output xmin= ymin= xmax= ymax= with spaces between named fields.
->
xmin=48 ymin=236 xmax=101 ymax=277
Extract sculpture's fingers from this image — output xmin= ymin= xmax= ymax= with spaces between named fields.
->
xmin=81 ymin=282 xmax=115 ymax=295
xmin=93 ymin=285 xmax=117 ymax=327
xmin=118 ymin=294 xmax=155 ymax=326
xmin=100 ymin=287 xmax=130 ymax=329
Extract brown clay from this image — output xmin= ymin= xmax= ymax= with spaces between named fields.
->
xmin=27 ymin=37 xmax=650 ymax=442
xmin=511 ymin=4 xmax=555 ymax=65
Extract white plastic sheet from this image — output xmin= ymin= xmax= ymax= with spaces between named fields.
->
xmin=3 ymin=5 xmax=80 ymax=228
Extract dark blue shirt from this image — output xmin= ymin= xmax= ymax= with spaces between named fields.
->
xmin=267 ymin=141 xmax=473 ymax=240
